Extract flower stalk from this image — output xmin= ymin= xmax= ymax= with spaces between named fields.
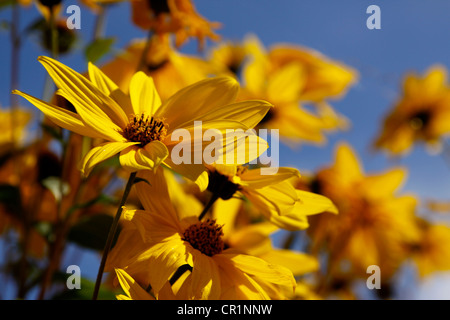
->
xmin=92 ymin=171 xmax=137 ymax=300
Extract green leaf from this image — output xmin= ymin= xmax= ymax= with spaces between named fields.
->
xmin=84 ymin=37 xmax=115 ymax=63
xmin=67 ymin=213 xmax=120 ymax=251
xmin=52 ymin=277 xmax=118 ymax=300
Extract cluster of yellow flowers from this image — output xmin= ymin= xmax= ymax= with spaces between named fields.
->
xmin=2 ymin=0 xmax=450 ymax=300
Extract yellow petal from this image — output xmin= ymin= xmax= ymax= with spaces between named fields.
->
xmin=242 ymin=54 xmax=269 ymax=95
xmin=244 ymin=181 xmax=300 ymax=216
xmin=171 ymin=121 xmax=269 ymax=165
xmin=240 ymin=167 xmax=301 ymax=189
xmin=294 ymin=190 xmax=338 ymax=216
xmin=55 ymin=89 xmax=126 ymax=141
xmin=119 ymin=141 xmax=168 ymax=173
xmin=190 ymin=253 xmax=221 ymax=299
xmin=333 ymin=142 xmax=363 ymax=183
xmin=212 ymin=198 xmax=242 ymax=236
xmin=361 ymin=168 xmax=407 ymax=200
xmin=135 ymin=168 xmax=184 ymax=224
xmin=227 ymin=222 xmax=278 ymax=255
xmin=129 ymin=71 xmax=162 ymax=116
xmin=155 ymin=76 xmax=239 ymax=131
xmin=87 ymin=62 xmax=134 ymax=117
xmin=137 ymin=140 xmax=169 ymax=172
xmin=38 ymin=56 xmax=128 ymax=128
xmin=269 ymin=213 xmax=310 ymax=231
xmin=224 ymin=253 xmax=296 ymax=292
xmin=163 ymin=156 xmax=209 ymax=192
xmin=12 ymin=89 xmax=108 ymax=140
xmin=267 ymin=62 xmax=305 ymax=103
xmin=114 ymin=269 xmax=154 ymax=300
xmin=259 ymin=250 xmax=319 ymax=276
xmin=80 ymin=141 xmax=139 ymax=176
xmin=186 ymin=100 xmax=273 ymax=130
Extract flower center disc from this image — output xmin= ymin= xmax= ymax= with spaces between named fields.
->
xmin=122 ymin=114 xmax=168 ymax=146
xmin=207 ymin=166 xmax=247 ymax=200
xmin=182 ymin=219 xmax=224 ymax=256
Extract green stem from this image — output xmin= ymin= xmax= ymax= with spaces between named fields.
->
xmin=92 ymin=171 xmax=137 ymax=300
xmin=42 ymin=7 xmax=59 ymax=102
xmin=92 ymin=4 xmax=107 ymax=41
xmin=198 ymin=193 xmax=219 ymax=221
xmin=136 ymin=29 xmax=153 ymax=72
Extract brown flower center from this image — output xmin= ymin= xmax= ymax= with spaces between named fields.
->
xmin=409 ymin=110 xmax=432 ymax=131
xmin=122 ymin=114 xmax=168 ymax=146
xmin=207 ymin=166 xmax=248 ymax=200
xmin=148 ymin=0 xmax=170 ymax=15
xmin=182 ymin=219 xmax=224 ymax=256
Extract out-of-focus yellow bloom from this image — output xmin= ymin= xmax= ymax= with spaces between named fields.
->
xmin=300 ymin=143 xmax=421 ymax=283
xmin=0 ymin=145 xmax=59 ymax=257
xmin=99 ymin=36 xmax=220 ymax=101
xmin=267 ymin=45 xmax=358 ymax=103
xmin=106 ymin=168 xmax=296 ymax=300
xmin=105 ymin=0 xmax=221 ymax=49
xmin=373 ymin=66 xmax=450 ymax=156
xmin=0 ymin=107 xmax=31 ymax=154
xmin=14 ymin=57 xmax=271 ymax=190
xmin=408 ymin=219 xmax=450 ymax=278
xmin=207 ymin=35 xmax=262 ymax=77
xmin=206 ymin=164 xmax=337 ymax=231
xmin=17 ymin=0 xmax=33 ymax=6
xmin=237 ymin=37 xmax=349 ymax=145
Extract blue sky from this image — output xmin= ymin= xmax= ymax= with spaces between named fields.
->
xmin=2 ymin=0 xmax=450 ymax=299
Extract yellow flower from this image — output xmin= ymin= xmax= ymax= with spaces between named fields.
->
xmin=408 ymin=219 xmax=450 ymax=278
xmin=267 ymin=44 xmax=358 ymax=103
xmin=207 ymin=35 xmax=261 ymax=77
xmin=373 ymin=66 xmax=450 ymax=156
xmin=211 ymin=197 xmax=321 ymax=299
xmin=301 ymin=143 xmax=421 ymax=281
xmin=13 ymin=56 xmax=272 ymax=190
xmin=238 ymin=37 xmax=349 ymax=145
xmin=98 ymin=35 xmax=220 ymax=101
xmin=205 ymin=164 xmax=338 ymax=231
xmin=0 ymin=107 xmax=31 ymax=154
xmin=106 ymin=168 xmax=296 ymax=300
xmin=123 ymin=0 xmax=221 ymax=49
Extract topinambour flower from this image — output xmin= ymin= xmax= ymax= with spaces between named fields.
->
xmin=13 ymin=56 xmax=274 ymax=191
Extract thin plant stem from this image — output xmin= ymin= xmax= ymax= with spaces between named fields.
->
xmin=92 ymin=4 xmax=107 ymax=41
xmin=10 ymin=1 xmax=20 ymax=136
xmin=198 ymin=193 xmax=219 ymax=221
xmin=92 ymin=171 xmax=137 ymax=300
xmin=136 ymin=29 xmax=154 ymax=72
xmin=42 ymin=7 xmax=59 ymax=102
